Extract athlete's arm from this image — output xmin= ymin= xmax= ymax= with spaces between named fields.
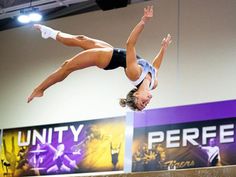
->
xmin=152 ymin=34 xmax=172 ymax=70
xmin=126 ymin=6 xmax=153 ymax=46
xmin=126 ymin=6 xmax=153 ymax=80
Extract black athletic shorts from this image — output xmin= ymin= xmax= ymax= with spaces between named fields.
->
xmin=104 ymin=48 xmax=127 ymax=70
xmin=104 ymin=48 xmax=142 ymax=70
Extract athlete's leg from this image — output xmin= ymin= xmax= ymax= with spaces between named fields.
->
xmin=47 ymin=165 xmax=58 ymax=173
xmin=34 ymin=24 xmax=113 ymax=50
xmin=27 ymin=48 xmax=113 ymax=103
xmin=56 ymin=33 xmax=113 ymax=49
xmin=60 ymin=164 xmax=70 ymax=172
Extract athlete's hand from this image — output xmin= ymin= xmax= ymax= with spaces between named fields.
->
xmin=141 ymin=5 xmax=153 ymax=23
xmin=161 ymin=34 xmax=172 ymax=51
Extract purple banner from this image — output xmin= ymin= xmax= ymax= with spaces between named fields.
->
xmin=0 ymin=117 xmax=125 ymax=176
xmin=134 ymin=100 xmax=236 ymax=128
xmin=132 ymin=99 xmax=236 ymax=172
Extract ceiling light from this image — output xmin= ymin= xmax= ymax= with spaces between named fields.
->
xmin=17 ymin=14 xmax=30 ymax=23
xmin=17 ymin=8 xmax=42 ymax=24
xmin=29 ymin=12 xmax=42 ymax=22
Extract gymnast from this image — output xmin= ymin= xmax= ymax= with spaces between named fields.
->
xmin=27 ymin=6 xmax=172 ymax=111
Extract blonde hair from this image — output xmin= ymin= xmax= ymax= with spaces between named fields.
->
xmin=119 ymin=88 xmax=138 ymax=111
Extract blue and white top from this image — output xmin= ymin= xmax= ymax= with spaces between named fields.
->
xmin=130 ymin=59 xmax=157 ymax=90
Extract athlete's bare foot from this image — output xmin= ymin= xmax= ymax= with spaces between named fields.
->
xmin=27 ymin=89 xmax=44 ymax=103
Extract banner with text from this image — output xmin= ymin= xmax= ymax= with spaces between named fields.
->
xmin=0 ymin=117 xmax=125 ymax=176
xmin=132 ymin=100 xmax=236 ymax=172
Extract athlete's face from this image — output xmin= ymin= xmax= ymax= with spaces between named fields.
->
xmin=209 ymin=138 xmax=216 ymax=146
xmin=134 ymin=91 xmax=152 ymax=111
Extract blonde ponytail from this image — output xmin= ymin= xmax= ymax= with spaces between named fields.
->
xmin=119 ymin=88 xmax=138 ymax=111
xmin=119 ymin=98 xmax=127 ymax=107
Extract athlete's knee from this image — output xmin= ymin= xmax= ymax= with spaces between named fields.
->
xmin=60 ymin=60 xmax=74 ymax=74
xmin=75 ymin=35 xmax=97 ymax=46
xmin=61 ymin=60 xmax=70 ymax=67
xmin=59 ymin=35 xmax=87 ymax=46
xmin=75 ymin=35 xmax=88 ymax=41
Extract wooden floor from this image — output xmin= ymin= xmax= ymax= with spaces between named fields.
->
xmin=73 ymin=165 xmax=236 ymax=177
